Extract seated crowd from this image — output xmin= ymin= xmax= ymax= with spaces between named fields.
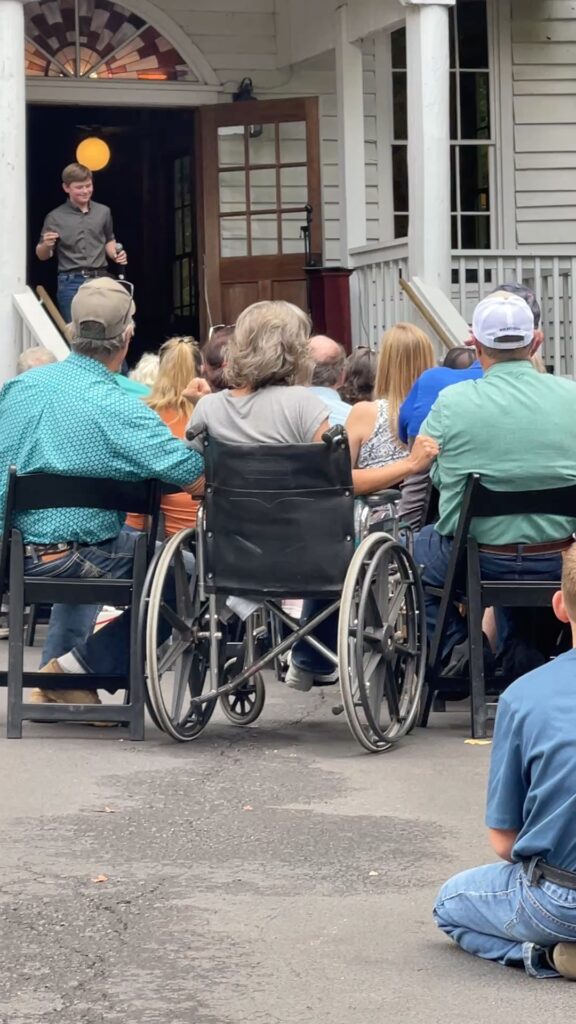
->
xmin=3 ymin=276 xmax=576 ymax=979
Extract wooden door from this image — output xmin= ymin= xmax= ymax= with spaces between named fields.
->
xmin=197 ymin=97 xmax=322 ymax=329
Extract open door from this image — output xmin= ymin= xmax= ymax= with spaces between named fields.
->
xmin=198 ymin=97 xmax=322 ymax=328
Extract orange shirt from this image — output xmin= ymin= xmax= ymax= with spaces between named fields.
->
xmin=125 ymin=406 xmax=199 ymax=536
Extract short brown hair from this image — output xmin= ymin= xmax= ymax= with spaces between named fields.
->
xmin=62 ymin=163 xmax=93 ymax=185
xmin=225 ymin=300 xmax=311 ymax=390
xmin=562 ymin=546 xmax=576 ymax=621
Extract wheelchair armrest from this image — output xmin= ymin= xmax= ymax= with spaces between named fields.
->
xmin=364 ymin=489 xmax=401 ymax=509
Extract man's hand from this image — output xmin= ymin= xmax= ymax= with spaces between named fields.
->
xmin=408 ymin=434 xmax=440 ymax=473
xmin=42 ymin=231 xmax=59 ymax=250
xmin=114 ymin=248 xmax=128 ymax=266
xmin=182 ymin=377 xmax=211 ymax=403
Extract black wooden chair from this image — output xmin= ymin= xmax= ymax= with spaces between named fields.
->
xmin=422 ymin=474 xmax=576 ymax=738
xmin=0 ymin=468 xmax=162 ymax=739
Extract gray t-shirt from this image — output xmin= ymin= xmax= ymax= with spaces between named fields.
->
xmin=40 ymin=200 xmax=114 ymax=272
xmin=187 ymin=386 xmax=328 ymax=449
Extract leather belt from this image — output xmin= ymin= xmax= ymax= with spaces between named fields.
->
xmin=24 ymin=542 xmax=75 ymax=564
xmin=479 ymin=537 xmax=574 ymax=556
xmin=523 ymin=857 xmax=576 ymax=891
xmin=58 ymin=269 xmax=106 ymax=278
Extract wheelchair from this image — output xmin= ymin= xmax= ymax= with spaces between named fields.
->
xmin=138 ymin=429 xmax=426 ymax=753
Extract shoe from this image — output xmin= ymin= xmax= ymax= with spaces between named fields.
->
xmin=552 ymin=943 xmax=576 ymax=980
xmin=441 ymin=635 xmax=496 ymax=679
xmin=31 ymin=660 xmax=114 ymax=727
xmin=285 ymin=662 xmax=315 ymax=692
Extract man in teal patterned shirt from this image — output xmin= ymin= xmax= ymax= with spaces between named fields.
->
xmin=0 ymin=277 xmax=203 ymax=707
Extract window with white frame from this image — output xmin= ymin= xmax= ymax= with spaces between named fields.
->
xmin=391 ymin=0 xmax=493 ymax=249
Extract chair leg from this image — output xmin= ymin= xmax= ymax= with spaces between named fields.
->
xmin=7 ymin=544 xmax=25 ymax=739
xmin=467 ymin=546 xmax=487 ymax=739
xmin=418 ymin=683 xmax=435 ymax=729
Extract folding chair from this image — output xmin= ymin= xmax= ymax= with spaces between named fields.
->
xmin=0 ymin=469 xmax=162 ymax=738
xmin=423 ymin=474 xmax=576 ymax=738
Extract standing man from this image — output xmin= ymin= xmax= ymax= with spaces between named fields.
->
xmin=36 ymin=162 xmax=128 ymax=323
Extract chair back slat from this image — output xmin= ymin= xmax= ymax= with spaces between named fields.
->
xmin=11 ymin=471 xmax=161 ymax=515
xmin=470 ymin=478 xmax=576 ymax=519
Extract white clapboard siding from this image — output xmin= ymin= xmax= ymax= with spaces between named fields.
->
xmin=512 ymin=0 xmax=576 ymax=245
xmin=151 ymin=1 xmax=382 ymax=264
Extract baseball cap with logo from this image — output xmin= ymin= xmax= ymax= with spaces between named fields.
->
xmin=472 ymin=292 xmax=535 ymax=350
xmin=71 ymin=277 xmax=136 ymax=341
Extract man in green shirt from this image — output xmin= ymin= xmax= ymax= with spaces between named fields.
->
xmin=414 ymin=291 xmax=576 ymax=663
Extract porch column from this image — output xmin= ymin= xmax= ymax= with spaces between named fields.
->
xmin=402 ymin=0 xmax=454 ymax=295
xmin=0 ymin=0 xmax=27 ymax=382
xmin=335 ymin=3 xmax=367 ymax=263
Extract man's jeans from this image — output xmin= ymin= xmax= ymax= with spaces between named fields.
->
xmin=25 ymin=530 xmax=139 ymax=668
xmin=57 ymin=272 xmax=104 ymax=323
xmin=413 ymin=525 xmax=562 ymax=659
xmin=434 ymin=861 xmax=576 ymax=978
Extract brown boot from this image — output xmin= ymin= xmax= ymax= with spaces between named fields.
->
xmin=33 ymin=659 xmax=115 ymax=727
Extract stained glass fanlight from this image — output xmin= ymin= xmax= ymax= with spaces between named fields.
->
xmin=25 ymin=0 xmax=196 ymax=81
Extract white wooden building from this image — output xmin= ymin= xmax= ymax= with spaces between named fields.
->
xmin=1 ymin=0 xmax=575 ymax=379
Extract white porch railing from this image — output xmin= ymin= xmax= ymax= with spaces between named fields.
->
xmin=451 ymin=251 xmax=576 ymax=377
xmin=350 ymin=244 xmax=576 ymax=377
xmin=349 ymin=239 xmax=409 ymax=348
xmin=13 ymin=288 xmax=69 ymax=361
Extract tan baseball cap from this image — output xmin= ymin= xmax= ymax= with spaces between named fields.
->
xmin=71 ymin=277 xmax=136 ymax=340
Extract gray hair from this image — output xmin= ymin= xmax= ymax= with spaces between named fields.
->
xmin=16 ymin=346 xmax=58 ymax=375
xmin=129 ymin=352 xmax=160 ymax=387
xmin=225 ymin=300 xmax=312 ymax=390
xmin=70 ymin=321 xmax=134 ymax=359
xmin=311 ymin=350 xmax=346 ymax=387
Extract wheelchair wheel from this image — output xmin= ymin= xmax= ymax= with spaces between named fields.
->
xmin=142 ymin=528 xmax=218 ymax=741
xmin=338 ymin=534 xmax=426 ymax=753
xmin=219 ymin=658 xmax=266 ymax=725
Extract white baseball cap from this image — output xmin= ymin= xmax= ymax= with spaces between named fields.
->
xmin=472 ymin=293 xmax=535 ymax=350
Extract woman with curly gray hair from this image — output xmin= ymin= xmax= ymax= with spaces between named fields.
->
xmin=187 ymin=300 xmax=330 ymax=445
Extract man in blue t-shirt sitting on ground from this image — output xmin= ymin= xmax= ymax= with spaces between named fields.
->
xmin=434 ymin=544 xmax=576 ymax=980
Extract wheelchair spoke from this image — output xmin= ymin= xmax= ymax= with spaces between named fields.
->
xmin=388 ymin=580 xmax=409 ymax=626
xmin=384 ymin=662 xmax=401 ymax=721
xmin=394 ymin=641 xmax=417 ymax=658
xmin=173 ymin=547 xmax=193 ymax=621
xmin=157 ymin=637 xmax=191 ymax=675
xmin=158 ymin=601 xmax=190 ymax=637
xmin=170 ymin=651 xmax=194 ymax=721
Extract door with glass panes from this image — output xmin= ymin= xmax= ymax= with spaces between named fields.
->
xmin=198 ymin=97 xmax=322 ymax=327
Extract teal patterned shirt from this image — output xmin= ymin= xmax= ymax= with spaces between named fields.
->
xmin=0 ymin=353 xmax=203 ymax=544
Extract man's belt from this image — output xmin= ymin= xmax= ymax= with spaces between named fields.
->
xmin=479 ymin=537 xmax=574 ymax=557
xmin=523 ymin=857 xmax=576 ymax=891
xmin=24 ymin=542 xmax=75 ymax=564
xmin=58 ymin=269 xmax=107 ymax=278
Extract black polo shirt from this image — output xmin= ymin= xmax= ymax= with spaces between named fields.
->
xmin=40 ymin=200 xmax=114 ymax=273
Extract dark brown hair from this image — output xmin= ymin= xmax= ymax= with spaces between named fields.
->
xmin=339 ymin=347 xmax=377 ymax=405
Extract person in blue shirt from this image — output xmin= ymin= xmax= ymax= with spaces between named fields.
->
xmin=434 ymin=544 xmax=576 ymax=980
xmin=308 ymin=335 xmax=352 ymax=427
xmin=0 ymin=277 xmax=203 ymax=709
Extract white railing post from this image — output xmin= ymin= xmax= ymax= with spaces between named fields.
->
xmin=0 ymin=0 xmax=27 ymax=382
xmin=335 ymin=3 xmax=367 ymax=262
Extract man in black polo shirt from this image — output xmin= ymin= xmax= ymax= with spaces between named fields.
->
xmin=36 ymin=162 xmax=128 ymax=323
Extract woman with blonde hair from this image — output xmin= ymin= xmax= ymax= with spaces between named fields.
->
xmin=346 ymin=323 xmax=436 ymax=489
xmin=126 ymin=336 xmax=202 ymax=534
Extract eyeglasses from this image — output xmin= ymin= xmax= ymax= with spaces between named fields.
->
xmin=117 ymin=278 xmax=135 ymax=328
xmin=208 ymin=322 xmax=235 ymax=342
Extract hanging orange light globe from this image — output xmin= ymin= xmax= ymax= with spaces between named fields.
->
xmin=76 ymin=137 xmax=111 ymax=172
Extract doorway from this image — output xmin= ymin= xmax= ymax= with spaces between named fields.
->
xmin=27 ymin=104 xmax=198 ymax=365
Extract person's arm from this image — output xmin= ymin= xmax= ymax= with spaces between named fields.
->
xmin=418 ymin=395 xmax=446 ymax=489
xmin=488 ymin=829 xmax=519 ymax=863
xmin=312 ymin=419 xmax=331 ymax=442
xmin=345 ymin=402 xmax=379 ymax=468
xmin=352 ymin=435 xmax=439 ymax=495
xmin=105 ymin=240 xmax=128 ymax=265
xmin=115 ymin=402 xmax=203 ymax=488
xmin=485 ymin=695 xmax=526 ymax=862
xmin=36 ymin=225 xmax=59 ymax=261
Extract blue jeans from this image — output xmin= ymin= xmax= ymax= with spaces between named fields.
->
xmin=413 ymin=525 xmax=562 ymax=659
xmin=57 ymin=272 xmax=106 ymax=323
xmin=26 ymin=530 xmax=139 ymax=668
xmin=434 ymin=861 xmax=576 ymax=977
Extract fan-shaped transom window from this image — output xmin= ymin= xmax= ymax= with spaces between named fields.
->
xmin=25 ymin=0 xmax=197 ymax=81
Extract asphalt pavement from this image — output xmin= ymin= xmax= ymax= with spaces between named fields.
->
xmin=0 ymin=643 xmax=573 ymax=1023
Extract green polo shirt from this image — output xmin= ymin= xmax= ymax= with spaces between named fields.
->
xmin=420 ymin=360 xmax=576 ymax=544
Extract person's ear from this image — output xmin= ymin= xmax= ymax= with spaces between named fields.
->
xmin=530 ymin=330 xmax=544 ymax=356
xmin=552 ymin=589 xmax=571 ymax=624
xmin=62 ymin=182 xmax=70 ymax=196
